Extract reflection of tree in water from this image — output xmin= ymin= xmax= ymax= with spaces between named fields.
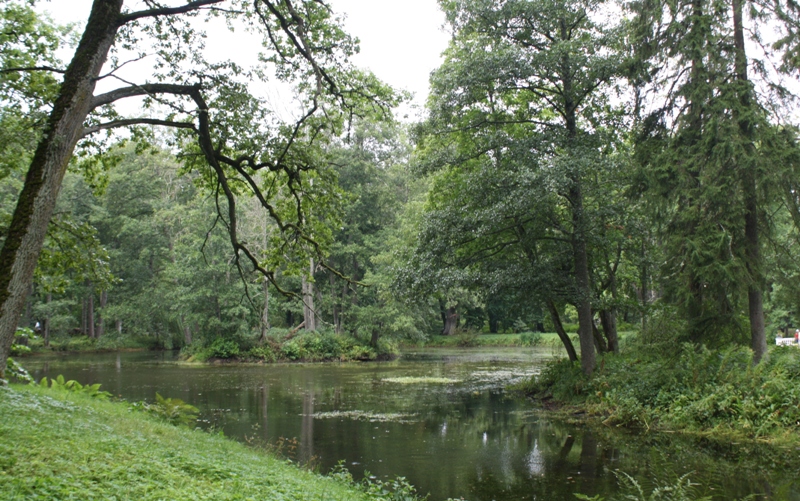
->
xmin=463 ymin=418 xmax=799 ymax=501
xmin=465 ymin=425 xmax=620 ymax=501
xmin=300 ymin=390 xmax=314 ymax=464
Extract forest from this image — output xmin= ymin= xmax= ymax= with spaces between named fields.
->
xmin=4 ymin=0 xmax=800 ymax=369
xmin=3 ymin=0 xmax=800 ymax=499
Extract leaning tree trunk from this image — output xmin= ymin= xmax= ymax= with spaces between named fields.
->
xmin=0 ymin=0 xmax=123 ymax=377
xmin=599 ymin=309 xmax=619 ymax=354
xmin=545 ymin=299 xmax=578 ymax=362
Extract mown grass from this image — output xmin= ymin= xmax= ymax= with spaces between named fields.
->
xmin=0 ymin=385 xmax=388 ymax=501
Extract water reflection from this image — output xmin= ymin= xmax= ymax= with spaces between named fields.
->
xmin=22 ymin=350 xmax=799 ymax=501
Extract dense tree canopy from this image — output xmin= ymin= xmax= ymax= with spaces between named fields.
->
xmin=3 ymin=0 xmax=800 ymax=379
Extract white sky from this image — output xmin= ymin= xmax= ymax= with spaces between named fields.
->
xmin=38 ymin=0 xmax=450 ymax=120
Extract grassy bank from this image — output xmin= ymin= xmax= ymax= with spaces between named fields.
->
xmin=0 ymin=384 xmax=415 ymax=501
xmin=517 ymin=342 xmax=800 ymax=444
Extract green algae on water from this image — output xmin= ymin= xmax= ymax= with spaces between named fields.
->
xmin=381 ymin=376 xmax=460 ymax=384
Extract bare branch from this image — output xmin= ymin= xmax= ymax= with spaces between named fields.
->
xmin=95 ymin=54 xmax=152 ymax=81
xmin=91 ymin=83 xmax=200 ymax=109
xmin=118 ymin=0 xmax=226 ymax=25
xmin=82 ymin=118 xmax=196 ymax=138
xmin=0 ymin=66 xmax=65 ymax=74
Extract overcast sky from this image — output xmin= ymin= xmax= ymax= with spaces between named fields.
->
xmin=38 ymin=0 xmax=451 ymax=119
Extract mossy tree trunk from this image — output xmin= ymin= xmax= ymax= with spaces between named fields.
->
xmin=0 ymin=0 xmax=123 ymax=377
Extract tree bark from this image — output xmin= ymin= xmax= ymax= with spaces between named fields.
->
xmin=302 ymin=259 xmax=316 ymax=331
xmin=43 ymin=293 xmax=51 ymax=347
xmin=599 ymin=309 xmax=619 ymax=354
xmin=260 ymin=277 xmax=270 ymax=342
xmin=0 ymin=0 xmax=123 ymax=376
xmin=560 ymin=19 xmax=595 ymax=375
xmin=442 ymin=306 xmax=459 ymax=336
xmin=87 ymin=282 xmax=95 ymax=339
xmin=546 ymin=299 xmax=578 ymax=362
xmin=569 ymin=172 xmax=595 ymax=375
xmin=96 ymin=290 xmax=107 ymax=338
xmin=732 ymin=0 xmax=766 ymax=362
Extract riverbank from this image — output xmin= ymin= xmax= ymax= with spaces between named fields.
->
xmin=516 ymin=342 xmax=800 ymax=446
xmin=0 ymin=384 xmax=418 ymax=501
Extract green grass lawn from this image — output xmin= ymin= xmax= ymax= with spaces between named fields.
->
xmin=0 ymin=385 xmax=390 ymax=501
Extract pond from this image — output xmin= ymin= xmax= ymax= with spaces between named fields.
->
xmin=23 ymin=348 xmax=799 ymax=501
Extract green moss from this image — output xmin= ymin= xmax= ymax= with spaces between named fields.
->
xmin=0 ymin=385 xmax=385 ymax=501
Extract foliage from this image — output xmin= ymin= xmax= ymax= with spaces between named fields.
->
xmin=4 ymin=358 xmax=31 ymax=384
xmin=137 ymin=393 xmax=200 ymax=427
xmin=574 ymin=471 xmax=712 ymax=501
xmin=525 ymin=343 xmax=800 ymax=439
xmin=329 ymin=462 xmax=427 ymax=501
xmin=454 ymin=329 xmax=479 ymax=347
xmin=519 ymin=332 xmax=543 ymax=346
xmin=37 ymin=375 xmax=112 ymax=400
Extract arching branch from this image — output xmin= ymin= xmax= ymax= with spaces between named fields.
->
xmin=82 ymin=118 xmax=196 ymax=138
xmin=0 ymin=66 xmax=65 ymax=74
xmin=118 ymin=0 xmax=226 ymax=25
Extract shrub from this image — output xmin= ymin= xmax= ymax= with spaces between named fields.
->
xmin=246 ymin=345 xmax=276 ymax=362
xmin=138 ymin=392 xmax=199 ymax=427
xmin=38 ymin=375 xmax=112 ymax=400
xmin=208 ymin=338 xmax=240 ymax=359
xmin=454 ymin=329 xmax=479 ymax=347
xmin=527 ymin=343 xmax=800 ymax=438
xmin=519 ymin=332 xmax=542 ymax=346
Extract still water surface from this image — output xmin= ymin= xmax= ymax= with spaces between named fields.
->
xmin=24 ymin=349 xmax=799 ymax=500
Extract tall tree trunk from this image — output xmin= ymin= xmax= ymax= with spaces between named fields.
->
xmin=570 ymin=176 xmax=595 ymax=375
xmin=96 ymin=290 xmax=107 ymax=338
xmin=546 ymin=299 xmax=578 ymax=362
xmin=438 ymin=298 xmax=447 ymax=332
xmin=23 ymin=284 xmax=33 ymax=330
xmin=86 ymin=281 xmax=95 ymax=339
xmin=640 ymin=238 xmax=649 ymax=331
xmin=260 ymin=277 xmax=270 ymax=342
xmin=43 ymin=293 xmax=51 ymax=347
xmin=560 ymin=22 xmax=595 ymax=375
xmin=732 ymin=0 xmax=766 ymax=362
xmin=182 ymin=316 xmax=192 ymax=346
xmin=81 ymin=297 xmax=87 ymax=336
xmin=302 ymin=259 xmax=316 ymax=331
xmin=599 ymin=309 xmax=619 ymax=354
xmin=329 ymin=272 xmax=340 ymax=334
xmin=591 ymin=314 xmax=607 ymax=353
xmin=0 ymin=0 xmax=123 ymax=376
xmin=116 ymin=319 xmax=122 ymax=335
xmin=442 ymin=306 xmax=459 ymax=336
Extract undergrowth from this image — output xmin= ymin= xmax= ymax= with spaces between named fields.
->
xmin=518 ymin=342 xmax=800 ymax=441
xmin=181 ymin=330 xmax=398 ymax=363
